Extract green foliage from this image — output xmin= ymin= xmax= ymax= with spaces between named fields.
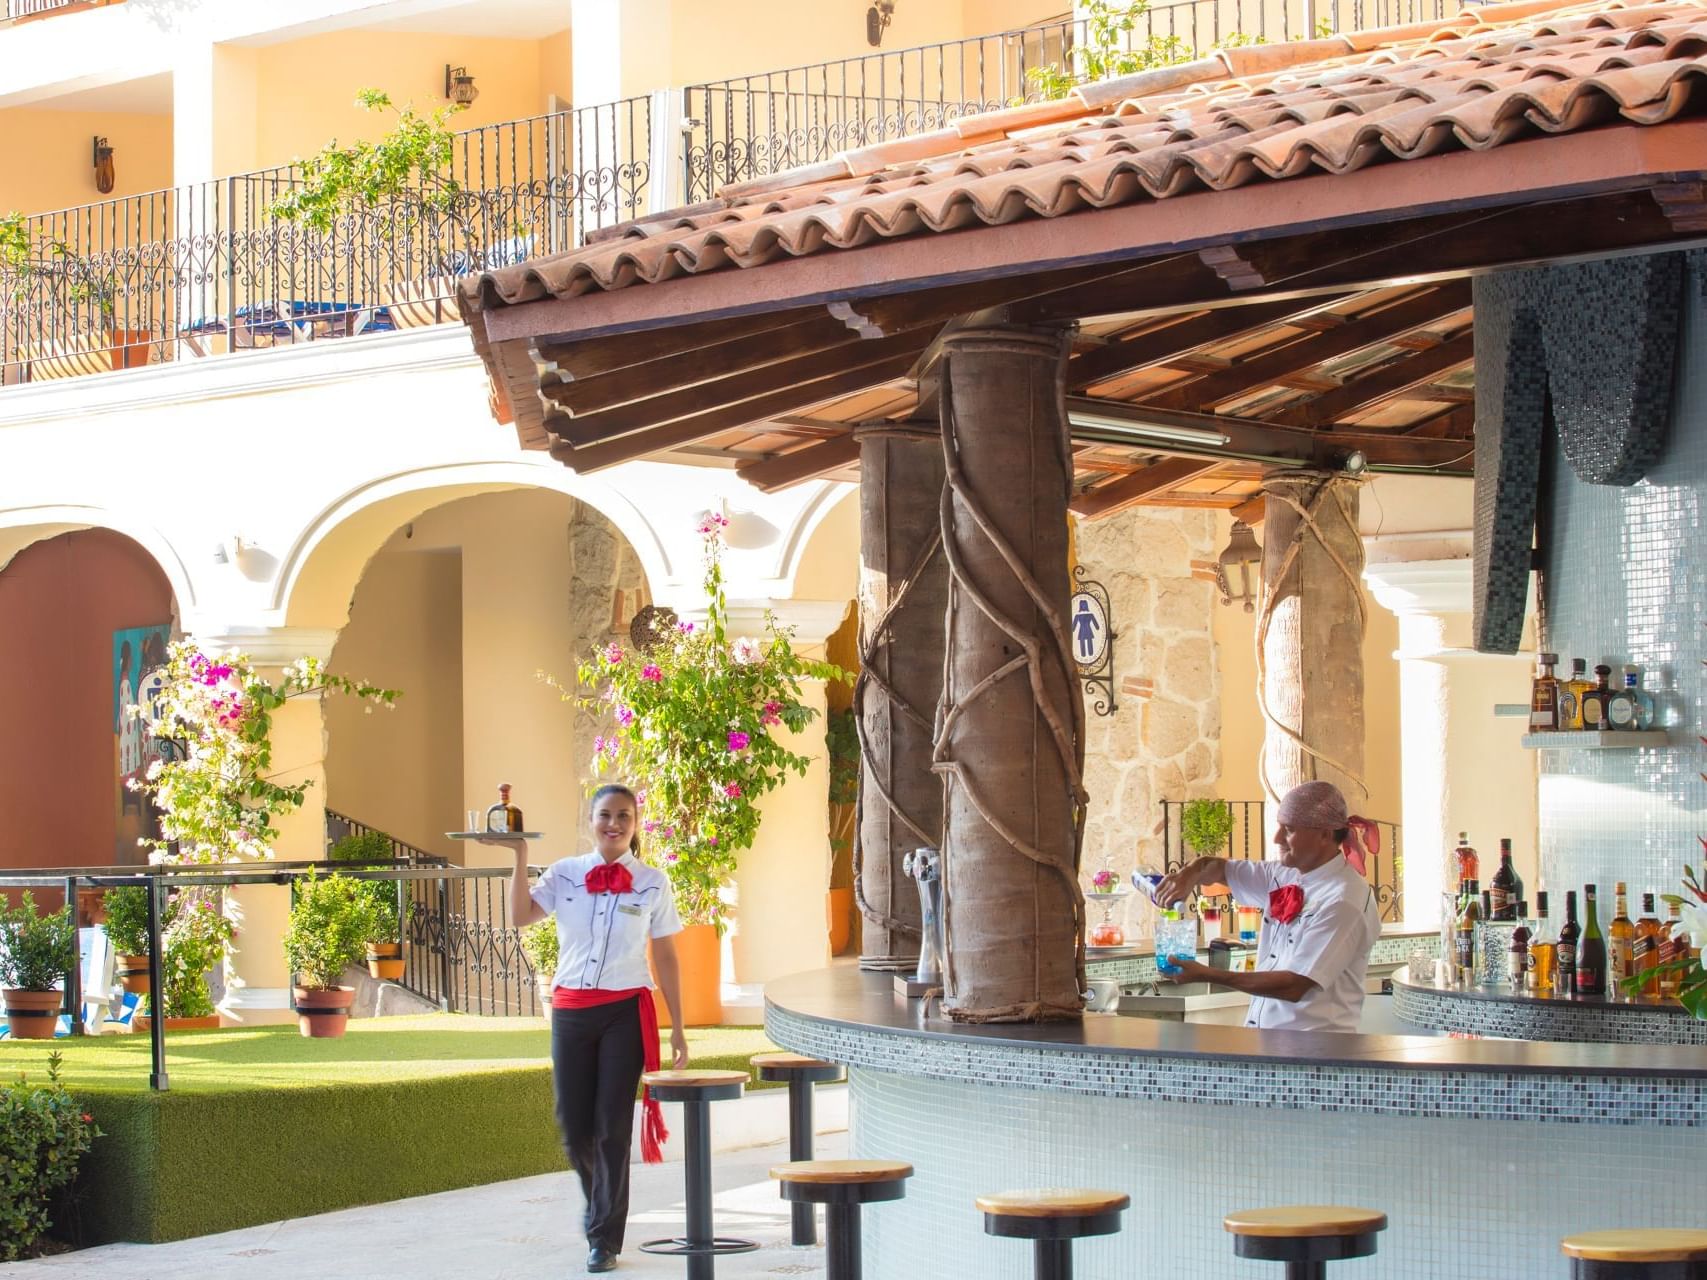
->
xmin=100 ymin=887 xmax=151 ymax=958
xmin=269 ymin=90 xmax=465 ymax=235
xmin=0 ymin=1053 xmax=100 ymax=1261
xmin=1181 ymin=798 xmax=1235 ymax=856
xmin=520 ymin=919 xmax=559 ymax=977
xmin=0 ymin=209 xmax=120 ymax=312
xmin=1025 ymin=1 xmax=1191 ymax=100
xmin=0 ymin=892 xmax=74 ymax=992
xmin=555 ymin=516 xmax=847 ymax=930
xmin=152 ymin=894 xmax=235 ymax=1020
xmin=282 ymin=872 xmax=378 ymax=991
xmin=328 ymin=831 xmax=403 ymax=945
xmin=826 ymin=708 xmax=860 ymax=809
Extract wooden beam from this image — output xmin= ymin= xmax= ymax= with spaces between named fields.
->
xmin=1270 ymin=333 xmax=1475 ymax=427
xmin=1070 ymin=458 xmax=1224 ymax=519
xmin=1231 ymin=495 xmax=1266 ymax=525
xmin=1065 ymin=295 xmax=1336 ymax=391
xmin=1398 ymin=405 xmax=1477 ymax=439
xmin=536 ymin=307 xmax=819 ymax=380
xmin=736 ymin=434 xmax=863 ymax=490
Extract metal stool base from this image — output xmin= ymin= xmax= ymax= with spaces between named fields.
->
xmin=638 ymin=1236 xmax=761 ymax=1257
xmin=1234 ymin=1230 xmax=1380 ymax=1280
xmin=1573 ymin=1264 xmax=1707 ymax=1280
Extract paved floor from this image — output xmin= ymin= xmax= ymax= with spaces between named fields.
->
xmin=2 ymin=1132 xmax=845 ymax=1280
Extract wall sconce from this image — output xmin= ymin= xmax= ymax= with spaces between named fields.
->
xmin=92 ymin=136 xmax=115 ymax=194
xmin=866 ymin=1 xmax=895 ymax=46
xmin=1215 ymin=519 xmax=1264 ymax=613
xmin=444 ymin=65 xmax=479 ymax=107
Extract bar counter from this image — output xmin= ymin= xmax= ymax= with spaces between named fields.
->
xmin=1392 ymin=964 xmax=1707 ymax=1044
xmin=766 ymin=965 xmax=1707 ymax=1279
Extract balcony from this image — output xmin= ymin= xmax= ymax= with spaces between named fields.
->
xmin=3 ymin=0 xmax=117 ymax=22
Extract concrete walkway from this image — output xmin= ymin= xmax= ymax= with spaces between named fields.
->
xmin=2 ymin=1131 xmax=847 ymax=1279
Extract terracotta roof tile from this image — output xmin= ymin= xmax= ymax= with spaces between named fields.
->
xmin=467 ymin=0 xmax=1707 ymax=312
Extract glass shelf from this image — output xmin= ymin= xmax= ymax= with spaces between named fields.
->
xmin=1519 ymin=729 xmax=1669 ymax=749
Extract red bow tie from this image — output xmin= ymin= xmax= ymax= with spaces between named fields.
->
xmin=586 ymin=862 xmax=634 ymax=895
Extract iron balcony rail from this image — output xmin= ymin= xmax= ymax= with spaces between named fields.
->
xmin=4 ymin=0 xmax=87 ymax=18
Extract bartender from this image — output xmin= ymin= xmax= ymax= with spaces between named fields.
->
xmin=1151 ymin=780 xmax=1381 ymax=1033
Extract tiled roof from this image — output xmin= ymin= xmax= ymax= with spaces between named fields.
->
xmin=467 ymin=0 xmax=1707 ymax=312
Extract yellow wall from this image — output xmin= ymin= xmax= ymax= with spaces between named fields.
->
xmin=0 ymin=108 xmax=173 ymax=217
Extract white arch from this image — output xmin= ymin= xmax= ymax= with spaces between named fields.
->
xmin=0 ymin=503 xmax=196 ymax=609
xmin=772 ymin=480 xmax=857 ymax=598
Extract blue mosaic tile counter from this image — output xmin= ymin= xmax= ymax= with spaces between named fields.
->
xmin=766 ymin=966 xmax=1707 ymax=1280
xmin=1392 ymin=965 xmax=1707 ymax=1045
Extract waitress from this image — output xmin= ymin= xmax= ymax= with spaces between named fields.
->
xmin=489 ymin=783 xmax=689 ymax=1275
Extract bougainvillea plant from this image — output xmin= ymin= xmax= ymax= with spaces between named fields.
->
xmin=560 ymin=515 xmax=846 ymax=930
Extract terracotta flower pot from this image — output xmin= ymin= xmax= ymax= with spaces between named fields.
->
xmin=366 ymin=942 xmax=405 ymax=981
xmin=3 ymin=989 xmax=64 ymax=1040
xmin=134 ymin=1013 xmax=221 ymax=1032
xmin=294 ymin=985 xmax=356 ymax=1038
xmin=116 ymin=954 xmax=151 ymax=995
xmin=827 ymin=887 xmax=854 ymax=956
xmin=650 ymin=923 xmax=722 ymax=1027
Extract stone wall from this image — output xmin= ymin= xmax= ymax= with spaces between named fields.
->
xmin=1075 ymin=506 xmax=1223 ymax=887
xmin=565 ymin=498 xmax=650 ymax=787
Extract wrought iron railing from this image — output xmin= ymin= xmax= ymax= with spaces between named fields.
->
xmin=4 ymin=0 xmax=87 ymax=18
xmin=1160 ymin=798 xmax=1403 ymax=922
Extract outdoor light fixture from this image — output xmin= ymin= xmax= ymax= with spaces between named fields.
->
xmin=1066 ymin=409 xmax=1231 ymax=449
xmin=1343 ymin=449 xmax=1369 ymax=474
xmin=92 ymin=135 xmax=115 ymax=194
xmin=1215 ymin=519 xmax=1264 ymax=613
xmin=444 ymin=65 xmax=479 ymax=107
xmin=866 ymin=0 xmax=895 ymax=46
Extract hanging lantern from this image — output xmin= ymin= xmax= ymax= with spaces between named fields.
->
xmin=1215 ymin=519 xmax=1263 ymax=613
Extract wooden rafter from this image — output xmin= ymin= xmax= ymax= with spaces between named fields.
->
xmin=1065 ymin=295 xmax=1341 ymax=391
xmin=737 ymin=435 xmax=863 ymax=490
xmin=1070 ymin=458 xmax=1225 ymax=519
xmin=1272 ymin=333 xmax=1474 ymax=426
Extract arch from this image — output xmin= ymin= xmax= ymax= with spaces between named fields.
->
xmin=275 ymin=461 xmax=673 ymax=630
xmin=0 ymin=504 xmax=196 ymax=610
xmin=783 ymin=483 xmax=860 ymax=603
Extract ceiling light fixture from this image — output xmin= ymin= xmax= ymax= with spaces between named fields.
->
xmin=444 ymin=65 xmax=479 ymax=107
xmin=1066 ymin=409 xmax=1231 ymax=449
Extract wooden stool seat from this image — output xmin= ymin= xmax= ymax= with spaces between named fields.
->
xmin=1224 ymin=1207 xmax=1389 ymax=1239
xmin=977 ymin=1189 xmax=1132 ymax=1219
xmin=1564 ymin=1233 xmax=1707 ymax=1264
xmin=751 ymin=1051 xmax=843 ymax=1082
xmin=774 ymin=1159 xmax=914 ymax=1185
xmin=775 ymin=1159 xmax=910 ymax=1279
xmin=644 ymin=1068 xmax=750 ymax=1088
xmin=980 ymin=1187 xmax=1128 ymax=1279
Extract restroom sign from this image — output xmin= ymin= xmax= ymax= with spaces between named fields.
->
xmin=1069 ymin=564 xmax=1116 ymax=716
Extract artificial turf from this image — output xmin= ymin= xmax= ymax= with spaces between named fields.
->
xmin=1 ymin=1018 xmax=781 ymax=1245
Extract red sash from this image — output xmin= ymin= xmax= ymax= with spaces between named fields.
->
xmin=552 ymin=986 xmax=669 ymax=1163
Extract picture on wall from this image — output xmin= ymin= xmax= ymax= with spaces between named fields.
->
xmin=114 ymin=623 xmax=171 ymax=861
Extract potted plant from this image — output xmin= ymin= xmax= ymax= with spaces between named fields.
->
xmin=1182 ymin=798 xmax=1235 ymax=858
xmin=825 ymin=706 xmax=859 ymax=955
xmin=282 ymin=871 xmax=377 ymax=1038
xmin=521 ymin=918 xmax=558 ymax=1018
xmin=0 ymin=892 xmax=74 ymax=1041
xmin=329 ymin=830 xmax=405 ymax=980
xmin=135 ymin=893 xmax=233 ymax=1032
xmin=101 ymin=885 xmax=153 ymax=995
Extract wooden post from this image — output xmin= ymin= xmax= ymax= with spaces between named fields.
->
xmin=1256 ymin=468 xmax=1368 ymax=809
xmin=855 ymin=430 xmax=946 ymax=970
xmin=935 ymin=327 xmax=1084 ymax=1022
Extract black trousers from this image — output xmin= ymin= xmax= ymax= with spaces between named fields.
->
xmin=551 ymin=998 xmax=645 ymax=1252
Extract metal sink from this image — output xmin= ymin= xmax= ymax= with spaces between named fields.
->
xmin=1117 ymin=982 xmax=1252 ymax=1019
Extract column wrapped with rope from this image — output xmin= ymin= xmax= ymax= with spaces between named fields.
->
xmin=1256 ymin=468 xmax=1369 ymax=810
xmin=854 ymin=425 xmax=947 ymax=970
xmin=934 ymin=327 xmax=1085 ymax=1023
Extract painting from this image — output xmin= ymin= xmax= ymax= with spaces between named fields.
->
xmin=114 ymin=623 xmax=170 ymax=862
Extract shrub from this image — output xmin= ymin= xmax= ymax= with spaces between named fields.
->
xmin=1181 ymin=799 xmax=1235 ymax=856
xmin=154 ymin=894 xmax=235 ymax=1020
xmin=328 ymin=831 xmax=402 ymax=945
xmin=282 ymin=872 xmax=377 ymax=991
xmin=100 ymin=886 xmax=151 ymax=957
xmin=521 ymin=919 xmax=558 ymax=979
xmin=0 ymin=893 xmax=75 ymax=992
xmin=0 ymin=1052 xmax=100 ymax=1261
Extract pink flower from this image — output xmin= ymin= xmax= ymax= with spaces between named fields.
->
xmin=615 ymin=705 xmax=635 ymax=727
xmin=666 ymin=853 xmax=679 ymax=863
xmin=761 ymin=699 xmax=782 ymax=727
xmin=593 ymin=735 xmax=606 ymax=753
xmin=605 ymin=643 xmax=625 ymax=664
xmin=723 ymin=782 xmax=742 ymax=798
xmin=727 ymin=731 xmax=750 ymax=753
xmin=641 ymin=664 xmax=662 ymax=682
xmin=644 ymin=819 xmax=657 ymax=833
xmin=663 ymin=826 xmax=676 ymax=839
xmin=677 ymin=621 xmax=695 ymax=635
xmin=707 ymin=836 xmax=718 ymax=846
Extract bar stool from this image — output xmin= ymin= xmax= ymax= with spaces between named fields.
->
xmin=1223 ymin=1206 xmax=1387 ymax=1279
xmin=751 ymin=1050 xmax=844 ymax=1246
xmin=772 ymin=1159 xmax=911 ymax=1280
xmin=638 ymin=1070 xmax=757 ymax=1280
xmin=1562 ymin=1230 xmax=1707 ymax=1278
xmin=978 ymin=1189 xmax=1129 ymax=1280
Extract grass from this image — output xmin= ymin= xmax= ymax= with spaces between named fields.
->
xmin=3 ymin=1018 xmax=781 ymax=1245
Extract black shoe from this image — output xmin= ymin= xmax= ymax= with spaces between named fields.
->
xmin=586 ymin=1245 xmax=616 ymax=1273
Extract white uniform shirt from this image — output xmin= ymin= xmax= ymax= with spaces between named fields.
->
xmin=1222 ymin=854 xmax=1381 ymax=1033
xmin=530 ymin=851 xmax=683 ymax=992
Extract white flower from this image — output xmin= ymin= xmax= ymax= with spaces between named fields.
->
xmin=1677 ymin=901 xmax=1707 ymax=953
xmin=731 ymin=636 xmax=762 ymax=665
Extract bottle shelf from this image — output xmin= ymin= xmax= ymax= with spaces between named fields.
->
xmin=1518 ymin=729 xmax=1670 ymax=750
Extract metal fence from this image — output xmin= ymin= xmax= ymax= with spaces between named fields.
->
xmin=1159 ymin=798 xmax=1403 ymax=922
xmin=3 ymin=0 xmax=83 ymax=18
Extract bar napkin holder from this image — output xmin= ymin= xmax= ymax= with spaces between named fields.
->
xmin=894 ymin=846 xmax=944 ymax=999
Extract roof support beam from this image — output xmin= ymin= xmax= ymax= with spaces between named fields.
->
xmin=1065 ymin=295 xmax=1338 ymax=391
xmin=1271 ymin=333 xmax=1474 ymax=426
xmin=737 ymin=435 xmax=864 ymax=490
xmin=1070 ymin=458 xmax=1224 ymax=519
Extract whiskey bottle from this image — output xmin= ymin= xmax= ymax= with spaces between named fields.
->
xmin=484 ymin=782 xmax=524 ymax=834
xmin=1580 ymin=665 xmax=1615 ymax=731
xmin=1490 ymin=841 xmax=1519 ymax=921
xmin=1453 ymin=832 xmax=1479 ymax=887
xmin=1659 ymin=900 xmax=1686 ymax=999
xmin=1508 ymin=910 xmax=1532 ymax=989
xmin=1455 ymin=879 xmax=1481 ymax=985
xmin=1528 ymin=891 xmax=1557 ymax=993
xmin=1608 ymin=881 xmax=1636 ymax=993
xmin=1557 ymin=890 xmax=1581 ymax=993
xmin=1576 ymin=883 xmax=1607 ymax=996
xmin=1634 ymin=893 xmax=1664 ymax=997
xmin=1558 ymin=658 xmax=1591 ymax=730
xmin=1530 ymin=653 xmax=1561 ymax=731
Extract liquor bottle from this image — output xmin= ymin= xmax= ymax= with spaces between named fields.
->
xmin=484 ymin=782 xmax=524 ymax=833
xmin=1576 ymin=883 xmax=1606 ymax=996
xmin=1530 ymin=653 xmax=1561 ymax=731
xmin=1455 ymin=879 xmax=1481 ymax=985
xmin=1608 ymin=881 xmax=1636 ymax=993
xmin=1626 ymin=668 xmax=1655 ymax=729
xmin=1490 ymin=841 xmax=1519 ymax=921
xmin=1558 ymin=890 xmax=1581 ymax=993
xmin=1580 ymin=665 xmax=1615 ymax=731
xmin=1557 ymin=659 xmax=1591 ymax=730
xmin=1659 ymin=900 xmax=1686 ymax=999
xmin=1528 ymin=891 xmax=1557 ymax=993
xmin=1634 ymin=892 xmax=1663 ymax=998
xmin=1508 ymin=910 xmax=1532 ymax=989
xmin=1481 ymin=888 xmax=1493 ymax=921
xmin=1453 ymin=832 xmax=1479 ymax=887
xmin=1606 ymin=669 xmax=1642 ymax=730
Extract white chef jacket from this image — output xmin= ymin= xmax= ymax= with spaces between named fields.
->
xmin=530 ymin=851 xmax=683 ymax=992
xmin=1222 ymin=854 xmax=1381 ymax=1033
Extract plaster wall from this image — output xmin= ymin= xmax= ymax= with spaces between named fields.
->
xmin=0 ymin=107 xmax=174 ymax=217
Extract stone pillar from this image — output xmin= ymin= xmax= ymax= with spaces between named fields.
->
xmin=1363 ymin=554 xmax=1537 ymax=927
xmin=936 ymin=328 xmax=1083 ymax=1023
xmin=855 ymin=432 xmax=947 ymax=970
xmin=1257 ymin=470 xmax=1367 ymax=808
xmin=193 ymin=626 xmax=338 ymax=1026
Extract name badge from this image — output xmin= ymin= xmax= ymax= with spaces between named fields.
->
xmin=616 ymin=903 xmax=642 ymax=917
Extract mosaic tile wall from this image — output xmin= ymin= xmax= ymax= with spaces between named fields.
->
xmin=1535 ymin=266 xmax=1707 ymax=912
xmin=1392 ymin=978 xmax=1707 ymax=1045
xmin=848 ymin=1066 xmax=1705 ymax=1280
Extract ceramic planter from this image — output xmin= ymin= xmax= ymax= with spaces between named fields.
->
xmin=649 ymin=923 xmax=722 ymax=1027
xmin=116 ymin=953 xmax=151 ymax=995
xmin=294 ymin=985 xmax=356 ymax=1038
xmin=134 ymin=1013 xmax=220 ymax=1032
xmin=3 ymin=989 xmax=64 ymax=1040
xmin=365 ymin=942 xmax=405 ymax=981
